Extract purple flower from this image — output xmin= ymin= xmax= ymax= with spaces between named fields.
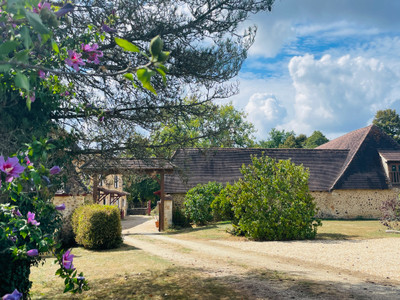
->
xmin=65 ymin=50 xmax=85 ymax=72
xmin=27 ymin=212 xmax=40 ymax=226
xmin=12 ymin=209 xmax=22 ymax=217
xmin=62 ymin=249 xmax=75 ymax=270
xmin=8 ymin=236 xmax=17 ymax=243
xmin=38 ymin=70 xmax=46 ymax=79
xmin=101 ymin=23 xmax=117 ymax=33
xmin=2 ymin=289 xmax=22 ymax=300
xmin=55 ymin=203 xmax=65 ymax=211
xmin=81 ymin=43 xmax=103 ymax=64
xmin=27 ymin=249 xmax=39 ymax=257
xmin=49 ymin=165 xmax=61 ymax=175
xmin=0 ymin=156 xmax=25 ymax=182
xmin=28 ymin=92 xmax=35 ymax=103
xmin=55 ymin=3 xmax=74 ymax=18
xmin=77 ymin=276 xmax=85 ymax=281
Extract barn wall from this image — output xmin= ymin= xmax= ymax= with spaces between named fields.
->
xmin=168 ymin=189 xmax=400 ymax=220
xmin=311 ymin=189 xmax=400 ymax=219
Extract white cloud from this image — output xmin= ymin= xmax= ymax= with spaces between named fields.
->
xmin=284 ymin=53 xmax=400 ymax=134
xmin=244 ymin=93 xmax=287 ymax=139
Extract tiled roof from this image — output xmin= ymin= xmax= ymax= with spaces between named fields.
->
xmin=165 ymin=148 xmax=349 ymax=193
xmin=81 ymin=158 xmax=174 ymax=174
xmin=165 ymin=125 xmax=400 ymax=193
xmin=378 ymin=150 xmax=400 ymax=162
xmin=317 ymin=125 xmax=400 ymax=189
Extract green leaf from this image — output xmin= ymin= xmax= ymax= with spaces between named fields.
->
xmin=25 ymin=11 xmax=50 ymax=34
xmin=14 ymin=49 xmax=29 ymax=63
xmin=123 ymin=73 xmax=134 ymax=81
xmin=136 ymin=68 xmax=156 ymax=95
xmin=156 ymin=68 xmax=167 ymax=85
xmin=0 ymin=41 xmax=18 ymax=55
xmin=15 ymin=72 xmax=30 ymax=91
xmin=20 ymin=26 xmax=32 ymax=49
xmin=0 ymin=64 xmax=12 ymax=72
xmin=52 ymin=40 xmax=59 ymax=54
xmin=26 ymin=97 xmax=31 ymax=111
xmin=114 ymin=38 xmax=139 ymax=52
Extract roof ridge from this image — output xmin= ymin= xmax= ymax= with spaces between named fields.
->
xmin=328 ymin=125 xmax=373 ymax=190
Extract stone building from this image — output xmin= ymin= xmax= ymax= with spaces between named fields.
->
xmin=165 ymin=125 xmax=400 ymax=220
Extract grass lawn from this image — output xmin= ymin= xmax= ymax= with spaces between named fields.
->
xmin=30 ymin=220 xmax=398 ymax=299
xmin=30 ymin=243 xmax=243 ymax=300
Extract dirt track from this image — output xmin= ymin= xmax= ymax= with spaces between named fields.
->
xmin=122 ymin=215 xmax=400 ymax=299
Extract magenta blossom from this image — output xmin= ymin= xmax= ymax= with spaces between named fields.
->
xmin=27 ymin=249 xmax=39 ymax=257
xmin=49 ymin=165 xmax=61 ymax=175
xmin=12 ymin=209 xmax=22 ymax=217
xmin=55 ymin=203 xmax=66 ymax=211
xmin=62 ymin=249 xmax=75 ymax=270
xmin=2 ymin=289 xmax=23 ymax=300
xmin=65 ymin=50 xmax=85 ymax=71
xmin=81 ymin=43 xmax=103 ymax=64
xmin=0 ymin=156 xmax=25 ymax=182
xmin=38 ymin=70 xmax=46 ymax=79
xmin=27 ymin=212 xmax=40 ymax=226
xmin=101 ymin=23 xmax=117 ymax=33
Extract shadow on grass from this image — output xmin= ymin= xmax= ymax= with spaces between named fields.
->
xmin=31 ymin=266 xmax=400 ymax=300
xmin=163 ymin=224 xmax=219 ymax=235
xmin=316 ymin=233 xmax=359 ymax=240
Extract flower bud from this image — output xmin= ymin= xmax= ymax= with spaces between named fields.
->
xmin=150 ymin=36 xmax=163 ymax=57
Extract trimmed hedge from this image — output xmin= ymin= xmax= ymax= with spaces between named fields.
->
xmin=0 ymin=254 xmax=32 ymax=297
xmin=71 ymin=204 xmax=122 ymax=250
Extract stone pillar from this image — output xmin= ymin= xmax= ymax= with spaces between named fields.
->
xmin=164 ymin=199 xmax=173 ymax=228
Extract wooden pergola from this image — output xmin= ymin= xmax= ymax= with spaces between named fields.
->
xmin=81 ymin=158 xmax=174 ymax=231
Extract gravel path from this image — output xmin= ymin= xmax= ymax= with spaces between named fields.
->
xmin=121 ymin=216 xmax=400 ymax=299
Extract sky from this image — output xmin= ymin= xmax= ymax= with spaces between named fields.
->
xmin=226 ymin=0 xmax=400 ymax=141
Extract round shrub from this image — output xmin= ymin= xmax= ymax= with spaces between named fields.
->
xmin=211 ymin=183 xmax=235 ymax=221
xmin=183 ymin=182 xmax=223 ymax=225
xmin=72 ymin=204 xmax=122 ymax=250
xmin=227 ymin=154 xmax=321 ymax=241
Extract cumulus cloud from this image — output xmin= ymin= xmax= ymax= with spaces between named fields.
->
xmin=244 ymin=93 xmax=287 ymax=139
xmin=284 ymin=54 xmax=400 ymax=134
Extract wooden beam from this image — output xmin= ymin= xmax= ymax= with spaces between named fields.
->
xmin=92 ymin=173 xmax=99 ymax=203
xmin=159 ymin=170 xmax=165 ymax=232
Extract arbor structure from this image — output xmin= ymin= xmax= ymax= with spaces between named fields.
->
xmin=373 ymin=109 xmax=400 ymax=143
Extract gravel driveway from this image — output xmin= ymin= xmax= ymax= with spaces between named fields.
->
xmin=122 ymin=215 xmax=400 ymax=299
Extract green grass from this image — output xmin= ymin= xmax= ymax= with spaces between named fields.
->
xmin=30 ymin=244 xmax=243 ymax=300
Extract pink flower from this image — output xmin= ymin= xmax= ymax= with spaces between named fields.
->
xmin=65 ymin=50 xmax=85 ymax=71
xmin=0 ymin=156 xmax=25 ymax=182
xmin=27 ymin=212 xmax=40 ymax=226
xmin=38 ymin=70 xmax=46 ymax=79
xmin=62 ymin=249 xmax=75 ymax=270
xmin=49 ymin=165 xmax=61 ymax=175
xmin=27 ymin=249 xmax=39 ymax=257
xmin=28 ymin=92 xmax=35 ymax=103
xmin=81 ymin=43 xmax=103 ymax=64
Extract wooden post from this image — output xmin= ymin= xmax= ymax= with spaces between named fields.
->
xmin=159 ymin=170 xmax=165 ymax=231
xmin=92 ymin=173 xmax=99 ymax=203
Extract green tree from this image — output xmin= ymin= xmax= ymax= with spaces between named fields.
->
xmin=220 ymin=154 xmax=321 ymax=241
xmin=305 ymin=131 xmax=329 ymax=148
xmin=124 ymin=175 xmax=160 ymax=208
xmin=373 ymin=109 xmax=400 ymax=143
xmin=258 ymin=128 xmax=295 ymax=148
xmin=151 ymin=100 xmax=256 ymax=156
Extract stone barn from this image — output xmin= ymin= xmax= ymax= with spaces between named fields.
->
xmin=165 ymin=125 xmax=400 ymax=221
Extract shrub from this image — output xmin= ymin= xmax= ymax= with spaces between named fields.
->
xmin=172 ymin=207 xmax=192 ymax=228
xmin=380 ymin=196 xmax=400 ymax=230
xmin=226 ymin=154 xmax=321 ymax=241
xmin=211 ymin=183 xmax=235 ymax=221
xmin=72 ymin=204 xmax=122 ymax=250
xmin=183 ymin=182 xmax=223 ymax=225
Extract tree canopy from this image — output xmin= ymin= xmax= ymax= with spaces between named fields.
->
xmin=373 ymin=109 xmax=400 ymax=143
xmin=304 ymin=131 xmax=329 ymax=148
xmin=0 ymin=0 xmax=275 ymax=159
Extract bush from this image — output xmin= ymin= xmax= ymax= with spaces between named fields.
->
xmin=183 ymin=182 xmax=223 ymax=225
xmin=211 ymin=183 xmax=235 ymax=221
xmin=172 ymin=207 xmax=192 ymax=228
xmin=380 ymin=196 xmax=400 ymax=230
xmin=226 ymin=154 xmax=321 ymax=241
xmin=72 ymin=204 xmax=122 ymax=250
xmin=0 ymin=253 xmax=32 ymax=297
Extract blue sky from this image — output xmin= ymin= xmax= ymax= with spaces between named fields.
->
xmin=226 ymin=0 xmax=400 ymax=140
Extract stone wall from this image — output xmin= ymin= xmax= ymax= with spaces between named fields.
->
xmin=312 ymin=189 xmax=399 ymax=219
xmin=168 ymin=189 xmax=400 ymax=220
xmin=53 ymin=194 xmax=93 ymax=217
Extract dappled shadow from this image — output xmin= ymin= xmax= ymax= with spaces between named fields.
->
xmin=316 ymin=233 xmax=359 ymax=240
xmin=163 ymin=224 xmax=218 ymax=235
xmin=32 ymin=265 xmax=400 ymax=300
